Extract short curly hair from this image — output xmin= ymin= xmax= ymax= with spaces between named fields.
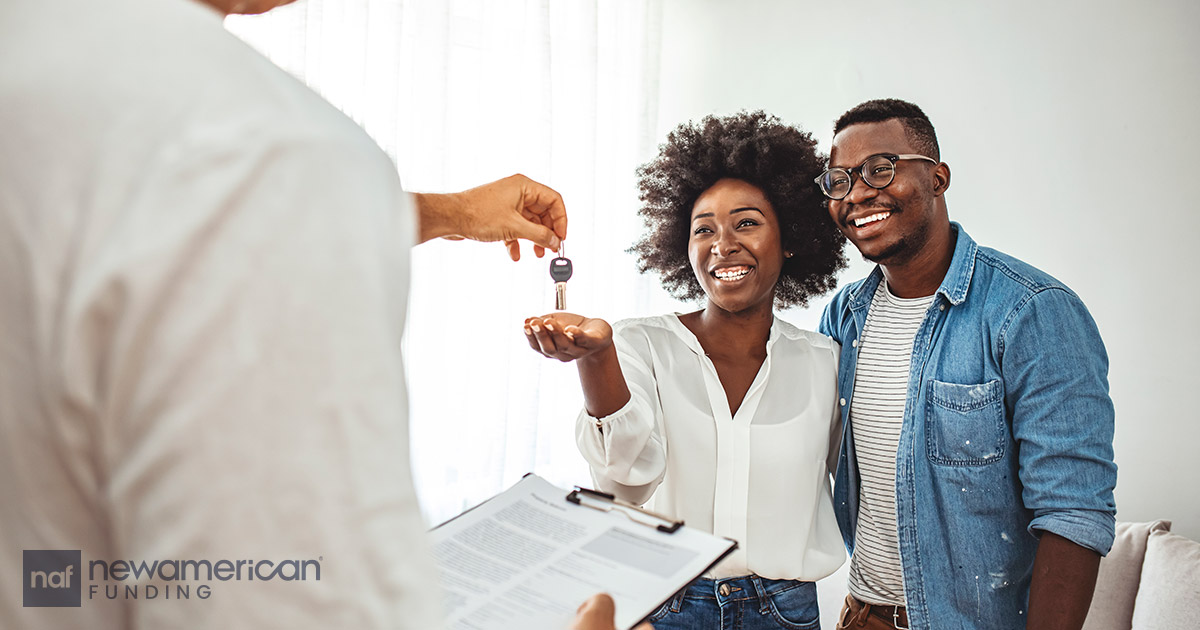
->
xmin=630 ymin=111 xmax=846 ymax=308
xmin=834 ymin=98 xmax=940 ymax=161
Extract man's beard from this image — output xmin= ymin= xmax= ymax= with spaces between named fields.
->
xmin=858 ymin=213 xmax=930 ymax=267
xmin=861 ymin=236 xmax=910 ymax=264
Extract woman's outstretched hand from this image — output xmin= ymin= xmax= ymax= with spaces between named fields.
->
xmin=524 ymin=313 xmax=613 ymax=362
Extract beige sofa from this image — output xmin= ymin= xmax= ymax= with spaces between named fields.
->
xmin=1082 ymin=521 xmax=1200 ymax=630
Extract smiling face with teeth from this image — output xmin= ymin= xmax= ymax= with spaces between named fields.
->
xmin=688 ymin=178 xmax=785 ymax=317
xmin=828 ymin=119 xmax=951 ymax=272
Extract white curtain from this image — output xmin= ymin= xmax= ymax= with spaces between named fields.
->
xmin=226 ymin=0 xmax=673 ymax=525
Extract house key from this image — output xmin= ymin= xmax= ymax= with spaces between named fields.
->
xmin=549 ymin=245 xmax=573 ymax=310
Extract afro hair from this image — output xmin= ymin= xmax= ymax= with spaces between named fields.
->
xmin=630 ymin=111 xmax=846 ymax=308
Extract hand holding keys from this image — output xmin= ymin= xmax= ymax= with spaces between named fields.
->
xmin=549 ymin=244 xmax=573 ymax=310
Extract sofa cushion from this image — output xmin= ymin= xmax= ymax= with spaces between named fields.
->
xmin=1082 ymin=520 xmax=1171 ymax=630
xmin=1130 ymin=528 xmax=1200 ymax=630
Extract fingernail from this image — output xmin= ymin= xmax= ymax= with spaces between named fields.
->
xmin=550 ymin=235 xmax=561 ymax=251
xmin=531 ymin=324 xmax=541 ymax=332
xmin=523 ymin=326 xmax=532 ymax=335
xmin=564 ymin=331 xmax=575 ymax=340
xmin=546 ymin=323 xmax=555 ymax=331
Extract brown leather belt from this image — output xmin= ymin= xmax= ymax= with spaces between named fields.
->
xmin=842 ymin=594 xmax=909 ymax=629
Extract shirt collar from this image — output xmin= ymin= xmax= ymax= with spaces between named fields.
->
xmin=847 ymin=221 xmax=978 ymax=309
xmin=669 ymin=313 xmax=781 ymax=356
xmin=937 ymin=222 xmax=977 ymax=306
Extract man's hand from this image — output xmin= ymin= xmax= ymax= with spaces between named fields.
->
xmin=415 ymin=174 xmax=567 ymax=260
xmin=570 ymin=593 xmax=653 ymax=630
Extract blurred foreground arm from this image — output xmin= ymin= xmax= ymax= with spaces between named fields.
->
xmin=415 ymin=174 xmax=567 ymax=260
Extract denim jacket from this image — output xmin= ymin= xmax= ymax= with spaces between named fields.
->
xmin=818 ymin=223 xmax=1117 ymax=629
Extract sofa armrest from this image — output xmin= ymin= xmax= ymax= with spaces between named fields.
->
xmin=1081 ymin=520 xmax=1171 ymax=630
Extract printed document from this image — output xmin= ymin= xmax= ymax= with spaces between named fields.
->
xmin=430 ymin=474 xmax=736 ymax=630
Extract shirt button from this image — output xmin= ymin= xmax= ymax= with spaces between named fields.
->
xmin=719 ymin=583 xmax=731 ymax=597
xmin=939 ymin=304 xmax=945 ymax=311
xmin=851 ymin=339 xmax=858 ymax=348
xmin=839 ymin=398 xmax=847 ymax=407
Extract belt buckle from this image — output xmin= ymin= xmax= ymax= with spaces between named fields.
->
xmin=892 ymin=606 xmax=909 ymax=630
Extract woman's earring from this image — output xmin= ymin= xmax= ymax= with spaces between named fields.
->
xmin=784 ymin=251 xmax=793 ymax=258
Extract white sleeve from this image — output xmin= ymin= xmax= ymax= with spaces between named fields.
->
xmin=574 ymin=324 xmax=667 ymax=506
xmin=81 ymin=131 xmax=442 ymax=629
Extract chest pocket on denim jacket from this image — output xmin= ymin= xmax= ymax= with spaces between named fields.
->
xmin=925 ymin=379 xmax=1006 ymax=466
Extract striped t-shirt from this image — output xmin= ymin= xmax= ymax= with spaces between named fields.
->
xmin=847 ymin=281 xmax=935 ymax=606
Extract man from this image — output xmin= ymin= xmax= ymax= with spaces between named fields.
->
xmin=817 ymin=99 xmax=1117 ymax=630
xmin=0 ymin=0 xmax=632 ymax=628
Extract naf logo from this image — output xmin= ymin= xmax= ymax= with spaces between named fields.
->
xmin=24 ymin=550 xmax=82 ymax=607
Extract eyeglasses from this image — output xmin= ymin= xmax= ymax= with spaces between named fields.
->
xmin=814 ymin=153 xmax=938 ymax=200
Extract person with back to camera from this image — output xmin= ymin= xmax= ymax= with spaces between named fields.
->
xmin=525 ymin=111 xmax=849 ymax=629
xmin=0 ymin=0 xmax=642 ymax=628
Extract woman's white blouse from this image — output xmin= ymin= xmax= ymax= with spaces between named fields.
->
xmin=576 ymin=314 xmax=846 ymax=580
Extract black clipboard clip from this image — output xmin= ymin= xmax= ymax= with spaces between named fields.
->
xmin=566 ymin=487 xmax=684 ymax=534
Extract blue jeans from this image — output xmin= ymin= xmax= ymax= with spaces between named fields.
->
xmin=647 ymin=576 xmax=820 ymax=630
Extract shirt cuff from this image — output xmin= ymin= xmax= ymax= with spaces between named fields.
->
xmin=1028 ymin=509 xmax=1116 ymax=556
xmin=584 ymin=397 xmax=637 ymax=430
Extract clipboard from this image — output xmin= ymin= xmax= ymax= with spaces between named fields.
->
xmin=564 ymin=485 xmax=740 ymax=628
xmin=566 ymin=487 xmax=684 ymax=533
xmin=428 ymin=473 xmax=739 ymax=630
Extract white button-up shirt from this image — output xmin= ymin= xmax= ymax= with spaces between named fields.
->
xmin=577 ymin=314 xmax=846 ymax=580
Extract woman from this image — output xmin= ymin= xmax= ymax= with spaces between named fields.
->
xmin=525 ymin=111 xmax=846 ymax=629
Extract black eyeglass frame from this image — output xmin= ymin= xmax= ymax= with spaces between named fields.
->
xmin=814 ymin=153 xmax=938 ymax=200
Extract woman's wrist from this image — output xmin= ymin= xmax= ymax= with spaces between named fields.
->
xmin=576 ymin=338 xmax=616 ymax=368
xmin=577 ymin=342 xmax=630 ymax=419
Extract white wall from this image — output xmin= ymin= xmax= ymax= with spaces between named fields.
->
xmin=657 ymin=0 xmax=1200 ymax=623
